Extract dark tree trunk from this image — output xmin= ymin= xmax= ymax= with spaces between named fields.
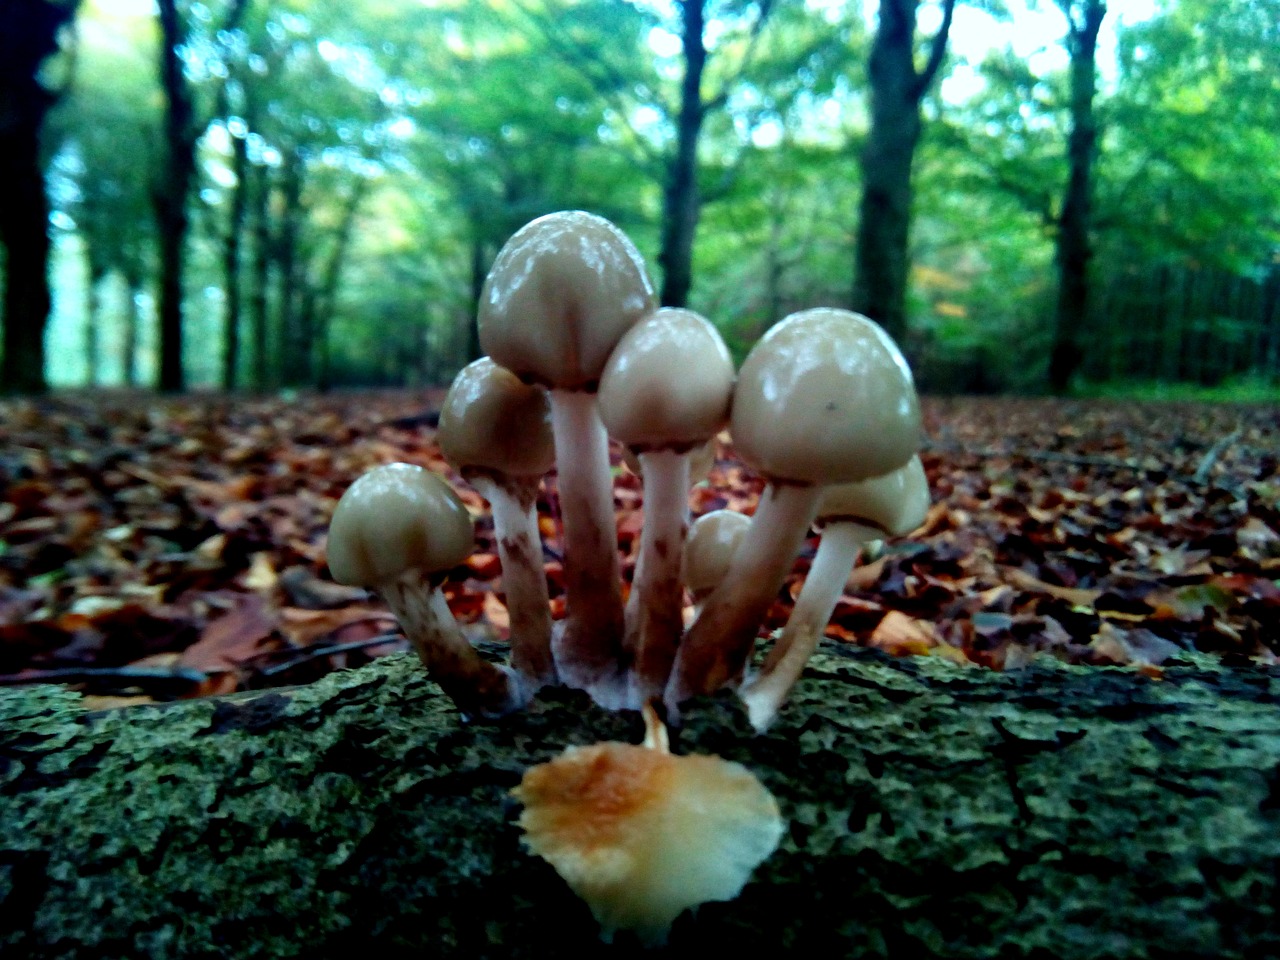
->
xmin=313 ymin=180 xmax=365 ymax=392
xmin=83 ymin=254 xmax=106 ymax=386
xmin=1049 ymin=0 xmax=1105 ymax=393
xmin=658 ymin=0 xmax=708 ymax=308
xmin=221 ymin=129 xmax=249 ymax=391
xmin=852 ymin=0 xmax=955 ymax=344
xmin=468 ymin=232 xmax=487 ymax=364
xmin=120 ymin=263 xmax=142 ymax=387
xmin=248 ymin=160 xmax=272 ymax=390
xmin=153 ymin=0 xmax=196 ymax=392
xmin=4 ymin=648 xmax=1280 ymax=957
xmin=0 ymin=0 xmax=78 ymax=395
xmin=275 ymin=149 xmax=307 ymax=387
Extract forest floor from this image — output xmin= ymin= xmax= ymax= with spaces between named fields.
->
xmin=0 ymin=391 xmax=1276 ymax=709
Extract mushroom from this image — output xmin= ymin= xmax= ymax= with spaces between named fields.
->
xmin=327 ymin=462 xmax=525 ymax=719
xmin=739 ymin=455 xmax=930 ymax=731
xmin=597 ymin=308 xmax=735 ymax=703
xmin=438 ymin=358 xmax=557 ymax=690
xmin=479 ymin=211 xmax=656 ymax=706
xmin=666 ymin=308 xmax=922 ymax=709
xmin=513 ymin=704 xmax=784 ymax=946
xmin=682 ymin=508 xmax=751 ymax=620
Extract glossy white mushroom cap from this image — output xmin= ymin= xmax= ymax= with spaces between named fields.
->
xmin=683 ymin=509 xmax=751 ymax=602
xmin=598 ymin=308 xmax=734 ymax=450
xmin=730 ymin=308 xmax=921 ymax=485
xmin=327 ymin=463 xmax=474 ymax=587
xmin=816 ymin=454 xmax=930 ymax=537
xmin=478 ymin=211 xmax=656 ymax=391
xmin=438 ymin=358 xmax=555 ymax=478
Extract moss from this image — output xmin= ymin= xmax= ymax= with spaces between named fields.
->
xmin=2 ymin=649 xmax=1280 ymax=957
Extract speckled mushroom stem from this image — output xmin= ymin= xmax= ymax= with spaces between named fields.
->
xmin=626 ymin=449 xmax=692 ymax=705
xmin=547 ymin=389 xmax=626 ymax=701
xmin=665 ymin=481 xmax=821 ymax=709
xmin=738 ymin=521 xmax=869 ymax=731
xmin=469 ymin=473 xmax=556 ymax=689
xmin=382 ymin=571 xmax=526 ymax=720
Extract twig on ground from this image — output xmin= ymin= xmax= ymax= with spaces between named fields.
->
xmin=1193 ymin=427 xmax=1243 ymax=484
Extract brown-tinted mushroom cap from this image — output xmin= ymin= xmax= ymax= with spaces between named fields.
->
xmin=479 ymin=211 xmax=656 ymax=391
xmin=598 ymin=309 xmax=734 ymax=450
xmin=816 ymin=455 xmax=930 ymax=537
xmin=439 ymin=358 xmax=555 ymax=478
xmin=327 ymin=463 xmax=474 ymax=587
xmin=730 ymin=308 xmax=921 ymax=484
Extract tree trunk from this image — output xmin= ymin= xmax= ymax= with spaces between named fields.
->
xmin=83 ymin=254 xmax=106 ymax=386
xmin=248 ymin=160 xmax=272 ymax=390
xmin=153 ymin=0 xmax=195 ymax=392
xmin=852 ymin=0 xmax=955 ymax=345
xmin=658 ymin=0 xmax=707 ymax=309
xmin=221 ymin=128 xmax=249 ymax=391
xmin=0 ymin=0 xmax=77 ymax=395
xmin=1048 ymin=0 xmax=1106 ymax=393
xmin=275 ymin=150 xmax=307 ymax=387
xmin=120 ymin=264 xmax=142 ymax=388
xmin=3 ymin=647 xmax=1280 ymax=957
xmin=312 ymin=177 xmax=367 ymax=393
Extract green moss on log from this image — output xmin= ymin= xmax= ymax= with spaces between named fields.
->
xmin=3 ymin=647 xmax=1280 ymax=958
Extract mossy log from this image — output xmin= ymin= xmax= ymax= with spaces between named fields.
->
xmin=3 ymin=646 xmax=1280 ymax=959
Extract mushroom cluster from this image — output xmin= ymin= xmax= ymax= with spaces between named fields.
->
xmin=326 ymin=210 xmax=927 ymax=726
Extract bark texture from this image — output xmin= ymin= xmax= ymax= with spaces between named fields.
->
xmin=3 ymin=646 xmax=1280 ymax=958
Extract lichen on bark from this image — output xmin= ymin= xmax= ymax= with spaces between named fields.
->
xmin=3 ymin=646 xmax=1280 ymax=958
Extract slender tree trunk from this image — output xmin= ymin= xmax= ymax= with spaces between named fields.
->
xmin=312 ymin=180 xmax=365 ymax=392
xmin=1049 ymin=0 xmax=1106 ymax=393
xmin=852 ymin=0 xmax=955 ymax=345
xmin=83 ymin=253 xmax=106 ymax=386
xmin=121 ymin=263 xmax=142 ymax=387
xmin=0 ymin=0 xmax=77 ymax=395
xmin=222 ymin=128 xmax=249 ymax=391
xmin=153 ymin=0 xmax=195 ymax=392
xmin=468 ymin=231 xmax=486 ymax=364
xmin=248 ymin=161 xmax=272 ymax=390
xmin=275 ymin=150 xmax=306 ymax=387
xmin=658 ymin=0 xmax=708 ymax=308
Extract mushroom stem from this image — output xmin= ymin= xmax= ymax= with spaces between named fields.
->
xmin=382 ymin=571 xmax=526 ymax=720
xmin=626 ymin=449 xmax=691 ymax=704
xmin=665 ymin=482 xmax=821 ymax=708
xmin=470 ymin=473 xmax=557 ymax=690
xmin=738 ymin=521 xmax=869 ymax=731
xmin=547 ymin=388 xmax=626 ymax=698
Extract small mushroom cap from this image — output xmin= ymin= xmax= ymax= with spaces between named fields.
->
xmin=438 ymin=358 xmax=555 ymax=478
xmin=514 ymin=741 xmax=783 ymax=946
xmin=479 ymin=211 xmax=656 ymax=391
xmin=598 ymin=309 xmax=734 ymax=449
xmin=327 ymin=463 xmax=474 ymax=587
xmin=816 ymin=454 xmax=930 ymax=536
xmin=730 ymin=308 xmax=921 ymax=485
xmin=683 ymin=509 xmax=751 ymax=601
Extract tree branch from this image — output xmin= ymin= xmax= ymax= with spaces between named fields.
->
xmin=913 ymin=0 xmax=958 ymax=97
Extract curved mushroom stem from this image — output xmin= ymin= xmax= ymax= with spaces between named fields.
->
xmin=738 ymin=521 xmax=871 ymax=731
xmin=547 ymin=389 xmax=626 ymax=703
xmin=470 ymin=473 xmax=556 ymax=690
xmin=665 ymin=482 xmax=821 ymax=710
xmin=382 ymin=571 xmax=527 ymax=720
xmin=626 ymin=449 xmax=692 ymax=705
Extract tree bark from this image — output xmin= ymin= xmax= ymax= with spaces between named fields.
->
xmin=657 ymin=0 xmax=707 ymax=309
xmin=82 ymin=254 xmax=106 ymax=386
xmin=120 ymin=262 xmax=142 ymax=387
xmin=248 ymin=160 xmax=272 ymax=390
xmin=1049 ymin=0 xmax=1106 ymax=393
xmin=3 ymin=646 xmax=1280 ymax=958
xmin=0 ymin=0 xmax=78 ymax=395
xmin=852 ymin=0 xmax=955 ymax=345
xmin=221 ymin=129 xmax=249 ymax=391
xmin=275 ymin=149 xmax=307 ymax=387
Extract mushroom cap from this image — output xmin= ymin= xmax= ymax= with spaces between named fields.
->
xmin=597 ymin=308 xmax=734 ymax=449
xmin=438 ymin=358 xmax=555 ymax=478
xmin=816 ymin=454 xmax=930 ymax=537
xmin=479 ymin=211 xmax=656 ymax=391
xmin=327 ymin=463 xmax=474 ymax=587
xmin=730 ymin=308 xmax=921 ymax=485
xmin=683 ymin=509 xmax=751 ymax=601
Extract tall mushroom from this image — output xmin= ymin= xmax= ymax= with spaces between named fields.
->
xmin=597 ymin=308 xmax=735 ymax=703
xmin=327 ymin=462 xmax=525 ymax=719
xmin=479 ymin=211 xmax=655 ymax=706
xmin=438 ymin=357 xmax=557 ymax=690
xmin=666 ymin=308 xmax=922 ymax=710
xmin=739 ymin=455 xmax=930 ymax=731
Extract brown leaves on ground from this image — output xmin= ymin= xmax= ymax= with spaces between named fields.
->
xmin=0 ymin=391 xmax=1276 ymax=703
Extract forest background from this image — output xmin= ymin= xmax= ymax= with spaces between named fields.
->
xmin=0 ymin=0 xmax=1278 ymax=400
